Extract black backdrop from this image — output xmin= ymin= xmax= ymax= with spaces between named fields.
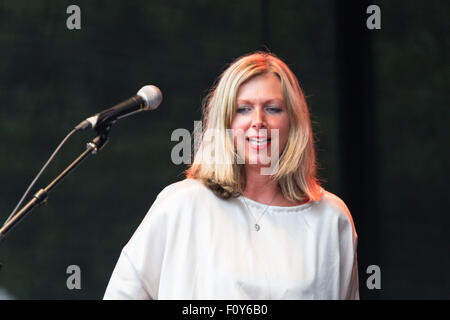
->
xmin=0 ymin=0 xmax=448 ymax=299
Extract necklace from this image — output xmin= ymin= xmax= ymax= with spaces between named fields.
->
xmin=241 ymin=192 xmax=278 ymax=231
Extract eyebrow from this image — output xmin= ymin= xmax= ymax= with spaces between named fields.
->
xmin=236 ymin=98 xmax=285 ymax=105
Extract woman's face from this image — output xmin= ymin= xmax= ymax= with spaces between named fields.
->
xmin=231 ymin=72 xmax=290 ymax=171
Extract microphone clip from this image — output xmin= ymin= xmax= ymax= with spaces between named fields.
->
xmin=87 ymin=125 xmax=112 ymax=154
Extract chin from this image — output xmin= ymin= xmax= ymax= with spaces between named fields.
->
xmin=246 ymin=156 xmax=273 ymax=167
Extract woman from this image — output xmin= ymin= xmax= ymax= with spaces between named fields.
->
xmin=104 ymin=52 xmax=359 ymax=299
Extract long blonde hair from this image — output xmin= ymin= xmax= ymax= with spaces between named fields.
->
xmin=186 ymin=52 xmax=322 ymax=202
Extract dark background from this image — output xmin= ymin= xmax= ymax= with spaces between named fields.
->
xmin=0 ymin=0 xmax=448 ymax=299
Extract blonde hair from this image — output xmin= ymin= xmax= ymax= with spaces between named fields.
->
xmin=186 ymin=52 xmax=322 ymax=202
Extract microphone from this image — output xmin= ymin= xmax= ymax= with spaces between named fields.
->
xmin=75 ymin=85 xmax=163 ymax=131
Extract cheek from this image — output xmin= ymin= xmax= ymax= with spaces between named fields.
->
xmin=280 ymin=123 xmax=290 ymax=145
xmin=271 ymin=118 xmax=290 ymax=146
xmin=231 ymin=116 xmax=251 ymax=146
xmin=231 ymin=115 xmax=248 ymax=132
xmin=230 ymin=117 xmax=247 ymax=148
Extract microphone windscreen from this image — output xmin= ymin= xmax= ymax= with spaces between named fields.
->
xmin=137 ymin=85 xmax=163 ymax=110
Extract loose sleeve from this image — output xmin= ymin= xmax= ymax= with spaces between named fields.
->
xmin=337 ymin=207 xmax=360 ymax=300
xmin=103 ymin=250 xmax=151 ymax=299
xmin=103 ymin=189 xmax=171 ymax=300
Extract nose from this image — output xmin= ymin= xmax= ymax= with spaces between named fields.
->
xmin=251 ymin=107 xmax=266 ymax=129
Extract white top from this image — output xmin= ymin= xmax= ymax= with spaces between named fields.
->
xmin=104 ymin=179 xmax=359 ymax=300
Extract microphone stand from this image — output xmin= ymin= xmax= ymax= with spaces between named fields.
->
xmin=0 ymin=125 xmax=112 ymax=255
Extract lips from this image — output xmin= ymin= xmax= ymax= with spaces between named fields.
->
xmin=246 ymin=136 xmax=271 ymax=149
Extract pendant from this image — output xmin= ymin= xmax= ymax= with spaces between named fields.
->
xmin=254 ymin=224 xmax=260 ymax=231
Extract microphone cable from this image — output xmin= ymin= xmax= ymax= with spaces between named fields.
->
xmin=2 ymin=128 xmax=78 ymax=226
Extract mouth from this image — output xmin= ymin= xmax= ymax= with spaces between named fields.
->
xmin=246 ymin=137 xmax=271 ymax=149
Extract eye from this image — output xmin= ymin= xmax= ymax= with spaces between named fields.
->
xmin=265 ymin=105 xmax=282 ymax=114
xmin=236 ymin=105 xmax=252 ymax=114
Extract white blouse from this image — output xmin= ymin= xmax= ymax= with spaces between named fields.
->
xmin=104 ymin=179 xmax=359 ymax=300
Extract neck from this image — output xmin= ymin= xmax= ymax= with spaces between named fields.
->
xmin=242 ymin=166 xmax=280 ymax=204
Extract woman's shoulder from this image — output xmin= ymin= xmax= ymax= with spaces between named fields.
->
xmin=155 ymin=178 xmax=212 ymax=203
xmin=317 ymin=189 xmax=350 ymax=212
xmin=142 ymin=179 xmax=213 ymax=222
xmin=314 ymin=189 xmax=355 ymax=226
